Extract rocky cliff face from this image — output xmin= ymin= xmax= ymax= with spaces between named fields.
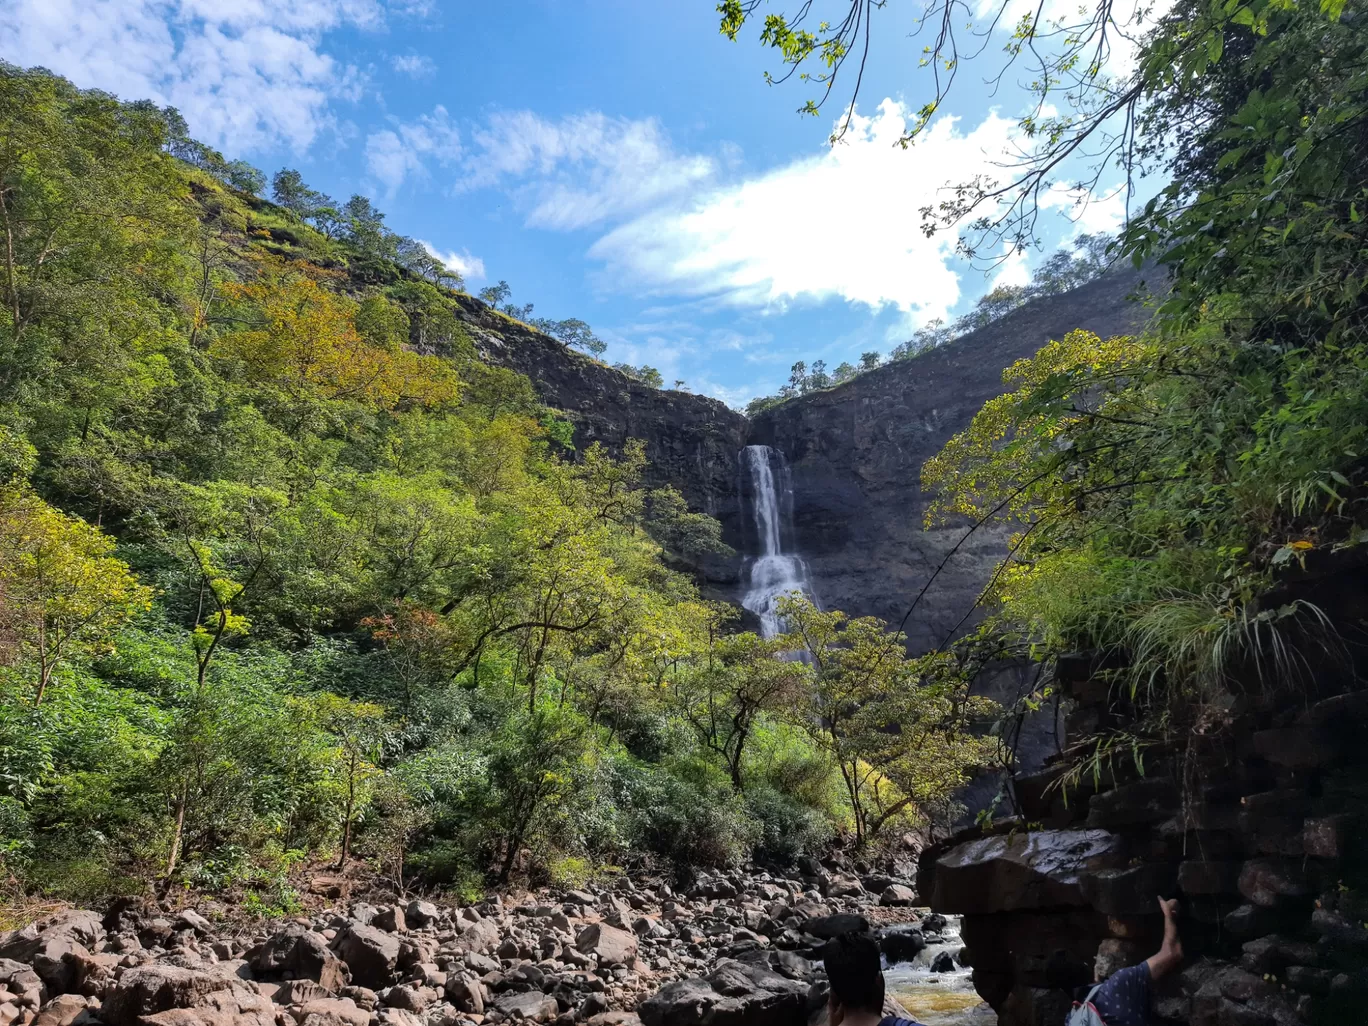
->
xmin=453 ymin=298 xmax=750 ymax=540
xmin=745 ymin=268 xmax=1157 ymax=650
xmin=452 ymin=299 xmax=751 ymax=589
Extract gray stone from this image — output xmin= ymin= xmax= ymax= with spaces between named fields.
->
xmin=101 ymin=964 xmax=271 ymax=1026
xmin=928 ymin=829 xmax=1125 ymax=915
xmin=878 ymin=885 xmax=917 ymax=907
xmin=493 ymin=991 xmax=558 ymax=1022
xmin=1237 ymin=859 xmax=1310 ymax=908
xmin=405 ymin=902 xmax=440 ymax=929
xmin=638 ymin=960 xmax=810 ymax=1026
xmin=457 ymin=919 xmax=502 ymax=956
xmin=335 ymin=924 xmax=400 ymax=990
xmin=250 ymin=926 xmax=348 ymax=992
xmin=876 ymin=926 xmax=924 ymax=966
xmin=799 ymin=915 xmax=868 ymax=941
xmin=574 ymin=924 xmax=637 ymax=966
xmin=443 ymin=975 xmax=483 ymax=1015
xmin=296 ymin=996 xmax=370 ymax=1026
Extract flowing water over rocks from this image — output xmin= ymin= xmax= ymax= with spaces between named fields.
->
xmin=882 ymin=917 xmax=993 ymax=1026
xmin=738 ymin=445 xmax=813 ymax=638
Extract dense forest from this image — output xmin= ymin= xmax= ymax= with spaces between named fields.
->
xmin=0 ymin=64 xmax=996 ymax=910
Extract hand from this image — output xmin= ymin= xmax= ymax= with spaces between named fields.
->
xmin=1158 ymin=897 xmax=1179 ymax=919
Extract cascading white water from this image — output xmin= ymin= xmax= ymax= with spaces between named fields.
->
xmin=739 ymin=445 xmax=812 ymax=638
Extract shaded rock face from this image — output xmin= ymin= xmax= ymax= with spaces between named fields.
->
xmin=454 ymin=297 xmax=749 ymax=584
xmin=916 ymin=664 xmax=1368 ymax=1026
xmin=744 ymin=269 xmax=1156 ymax=648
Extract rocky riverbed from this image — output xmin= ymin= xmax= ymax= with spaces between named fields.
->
xmin=0 ymin=861 xmax=992 ymax=1026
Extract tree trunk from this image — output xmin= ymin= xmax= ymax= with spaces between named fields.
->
xmin=166 ymin=784 xmax=188 ymax=878
xmin=338 ymin=753 xmax=357 ymax=869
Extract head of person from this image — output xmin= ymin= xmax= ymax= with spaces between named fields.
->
xmin=822 ymin=931 xmax=885 ymax=1026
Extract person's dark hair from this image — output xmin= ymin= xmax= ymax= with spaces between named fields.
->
xmin=822 ymin=932 xmax=885 ymax=1015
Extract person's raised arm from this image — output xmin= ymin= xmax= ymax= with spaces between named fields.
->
xmin=1146 ymin=897 xmax=1183 ymax=980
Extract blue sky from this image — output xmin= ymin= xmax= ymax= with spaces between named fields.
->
xmin=3 ymin=0 xmax=1142 ymax=408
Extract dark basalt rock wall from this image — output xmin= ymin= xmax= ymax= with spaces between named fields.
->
xmin=745 ymin=268 xmax=1157 ymax=650
xmin=452 ymin=298 xmax=751 ymax=584
xmin=915 ymin=639 xmax=1368 ymax=1026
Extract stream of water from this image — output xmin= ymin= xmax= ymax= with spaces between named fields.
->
xmin=883 ymin=917 xmax=996 ymax=1026
xmin=739 ymin=445 xmax=813 ymax=638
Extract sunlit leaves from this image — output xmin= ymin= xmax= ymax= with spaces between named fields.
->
xmin=213 ymin=260 xmax=459 ymax=413
xmin=0 ymin=485 xmax=153 ymax=702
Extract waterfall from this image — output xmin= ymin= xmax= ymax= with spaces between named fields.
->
xmin=739 ymin=444 xmax=812 ymax=638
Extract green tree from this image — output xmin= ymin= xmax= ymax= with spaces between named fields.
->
xmin=778 ymin=596 xmax=997 ymax=844
xmin=0 ymin=485 xmax=153 ymax=705
xmin=674 ymin=629 xmax=808 ymax=789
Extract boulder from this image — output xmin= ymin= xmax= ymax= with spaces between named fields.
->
xmin=1177 ymin=860 xmax=1241 ymax=896
xmin=250 ymin=926 xmax=348 ymax=992
xmin=0 ymin=959 xmax=47 ymax=1010
xmin=171 ymin=912 xmax=213 ymax=937
xmin=1237 ymin=859 xmax=1310 ymax=909
xmin=878 ymin=885 xmax=917 ymax=907
xmin=33 ymin=993 xmax=88 ymax=1026
xmin=334 ymin=924 xmax=400 ymax=990
xmin=372 ymin=907 xmax=405 ymax=934
xmin=443 ymin=975 xmax=484 ymax=1015
xmin=493 ymin=991 xmax=558 ymax=1022
xmin=404 ymin=901 xmax=440 ymax=929
xmin=296 ymin=997 xmax=370 ymax=1026
xmin=101 ymin=964 xmax=271 ymax=1026
xmin=0 ymin=911 xmax=104 ymax=995
xmin=638 ymin=960 xmax=811 ymax=1026
xmin=927 ymin=829 xmax=1125 ymax=915
xmin=381 ymin=985 xmax=428 ymax=1013
xmin=1252 ymin=726 xmax=1343 ymax=770
xmin=821 ymin=875 xmax=864 ymax=899
xmin=1304 ymin=814 xmax=1362 ymax=859
xmin=575 ymin=924 xmax=637 ymax=966
xmin=689 ymin=879 xmax=738 ymax=901
xmin=1094 ymin=939 xmax=1142 ymax=981
xmin=928 ymin=951 xmax=955 ymax=974
xmin=1239 ymin=936 xmax=1319 ymax=976
xmin=876 ymin=926 xmax=925 ymax=966
xmin=457 ymin=919 xmax=501 ymax=956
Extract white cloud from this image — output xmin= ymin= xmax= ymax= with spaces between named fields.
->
xmin=1040 ymin=182 xmax=1129 ymax=237
xmin=365 ymin=105 xmax=461 ymax=193
xmin=0 ymin=0 xmax=386 ymax=153
xmin=419 ymin=241 xmax=485 ymax=282
xmin=390 ymin=53 xmax=436 ymax=78
xmin=587 ymin=100 xmax=1017 ymax=325
xmin=458 ymin=111 xmax=716 ymax=230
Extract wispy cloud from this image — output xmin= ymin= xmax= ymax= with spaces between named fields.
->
xmin=0 ymin=0 xmax=393 ymax=152
xmin=456 ymin=111 xmax=717 ymax=230
xmin=419 ymin=240 xmax=485 ymax=282
xmin=390 ymin=53 xmax=436 ymax=78
xmin=364 ymin=105 xmax=461 ymax=193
